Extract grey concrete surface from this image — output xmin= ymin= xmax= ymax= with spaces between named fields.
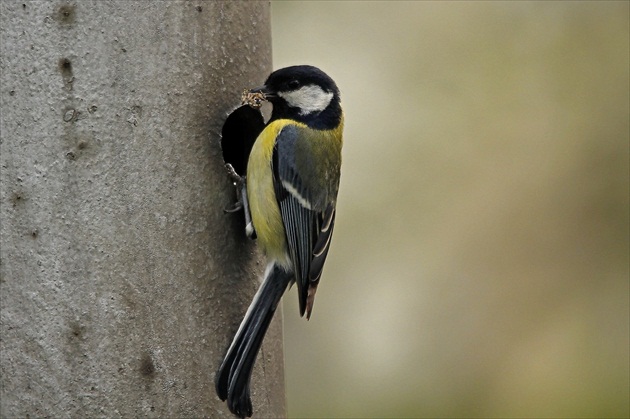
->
xmin=0 ymin=1 xmax=284 ymax=417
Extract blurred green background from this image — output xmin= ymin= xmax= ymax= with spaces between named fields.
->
xmin=271 ymin=2 xmax=629 ymax=418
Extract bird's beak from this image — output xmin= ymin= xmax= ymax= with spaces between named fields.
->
xmin=249 ymin=85 xmax=276 ymax=99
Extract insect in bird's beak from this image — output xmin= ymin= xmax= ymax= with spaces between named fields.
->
xmin=241 ymin=89 xmax=266 ymax=109
xmin=241 ymin=85 xmax=277 ymax=109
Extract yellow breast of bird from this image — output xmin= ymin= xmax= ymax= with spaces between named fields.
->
xmin=246 ymin=119 xmax=302 ymax=267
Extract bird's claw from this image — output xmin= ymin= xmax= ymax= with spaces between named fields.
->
xmin=224 ymin=201 xmax=243 ymax=214
xmin=223 ymin=164 xmax=257 ymax=239
xmin=224 ymin=163 xmax=246 ymax=213
xmin=224 ymin=163 xmax=244 ymax=185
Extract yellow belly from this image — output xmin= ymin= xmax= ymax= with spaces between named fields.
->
xmin=246 ymin=120 xmax=299 ymax=267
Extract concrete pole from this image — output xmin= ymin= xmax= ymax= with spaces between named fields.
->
xmin=0 ymin=1 xmax=284 ymax=417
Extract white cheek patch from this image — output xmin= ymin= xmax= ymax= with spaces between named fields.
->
xmin=278 ymin=85 xmax=334 ymax=115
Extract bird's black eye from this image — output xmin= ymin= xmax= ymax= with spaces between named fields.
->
xmin=288 ymin=79 xmax=300 ymax=89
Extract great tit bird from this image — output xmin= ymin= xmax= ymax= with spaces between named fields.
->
xmin=216 ymin=65 xmax=343 ymax=418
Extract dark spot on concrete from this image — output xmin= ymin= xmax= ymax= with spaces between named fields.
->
xmin=139 ymin=353 xmax=155 ymax=377
xmin=66 ymin=151 xmax=76 ymax=160
xmin=57 ymin=4 xmax=75 ymax=24
xmin=58 ymin=57 xmax=72 ymax=76
xmin=88 ymin=105 xmax=97 ymax=113
xmin=23 ymin=3 xmax=26 ymax=8
xmin=77 ymin=140 xmax=87 ymax=150
xmin=9 ymin=90 xmax=15 ymax=96
xmin=58 ymin=58 xmax=74 ymax=92
xmin=69 ymin=322 xmax=85 ymax=340
xmin=11 ymin=192 xmax=24 ymax=207
xmin=196 ymin=5 xmax=202 ymax=12
xmin=121 ymin=47 xmax=127 ymax=53
xmin=31 ymin=230 xmax=38 ymax=239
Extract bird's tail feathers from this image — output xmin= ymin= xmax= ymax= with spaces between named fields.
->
xmin=216 ymin=263 xmax=292 ymax=418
